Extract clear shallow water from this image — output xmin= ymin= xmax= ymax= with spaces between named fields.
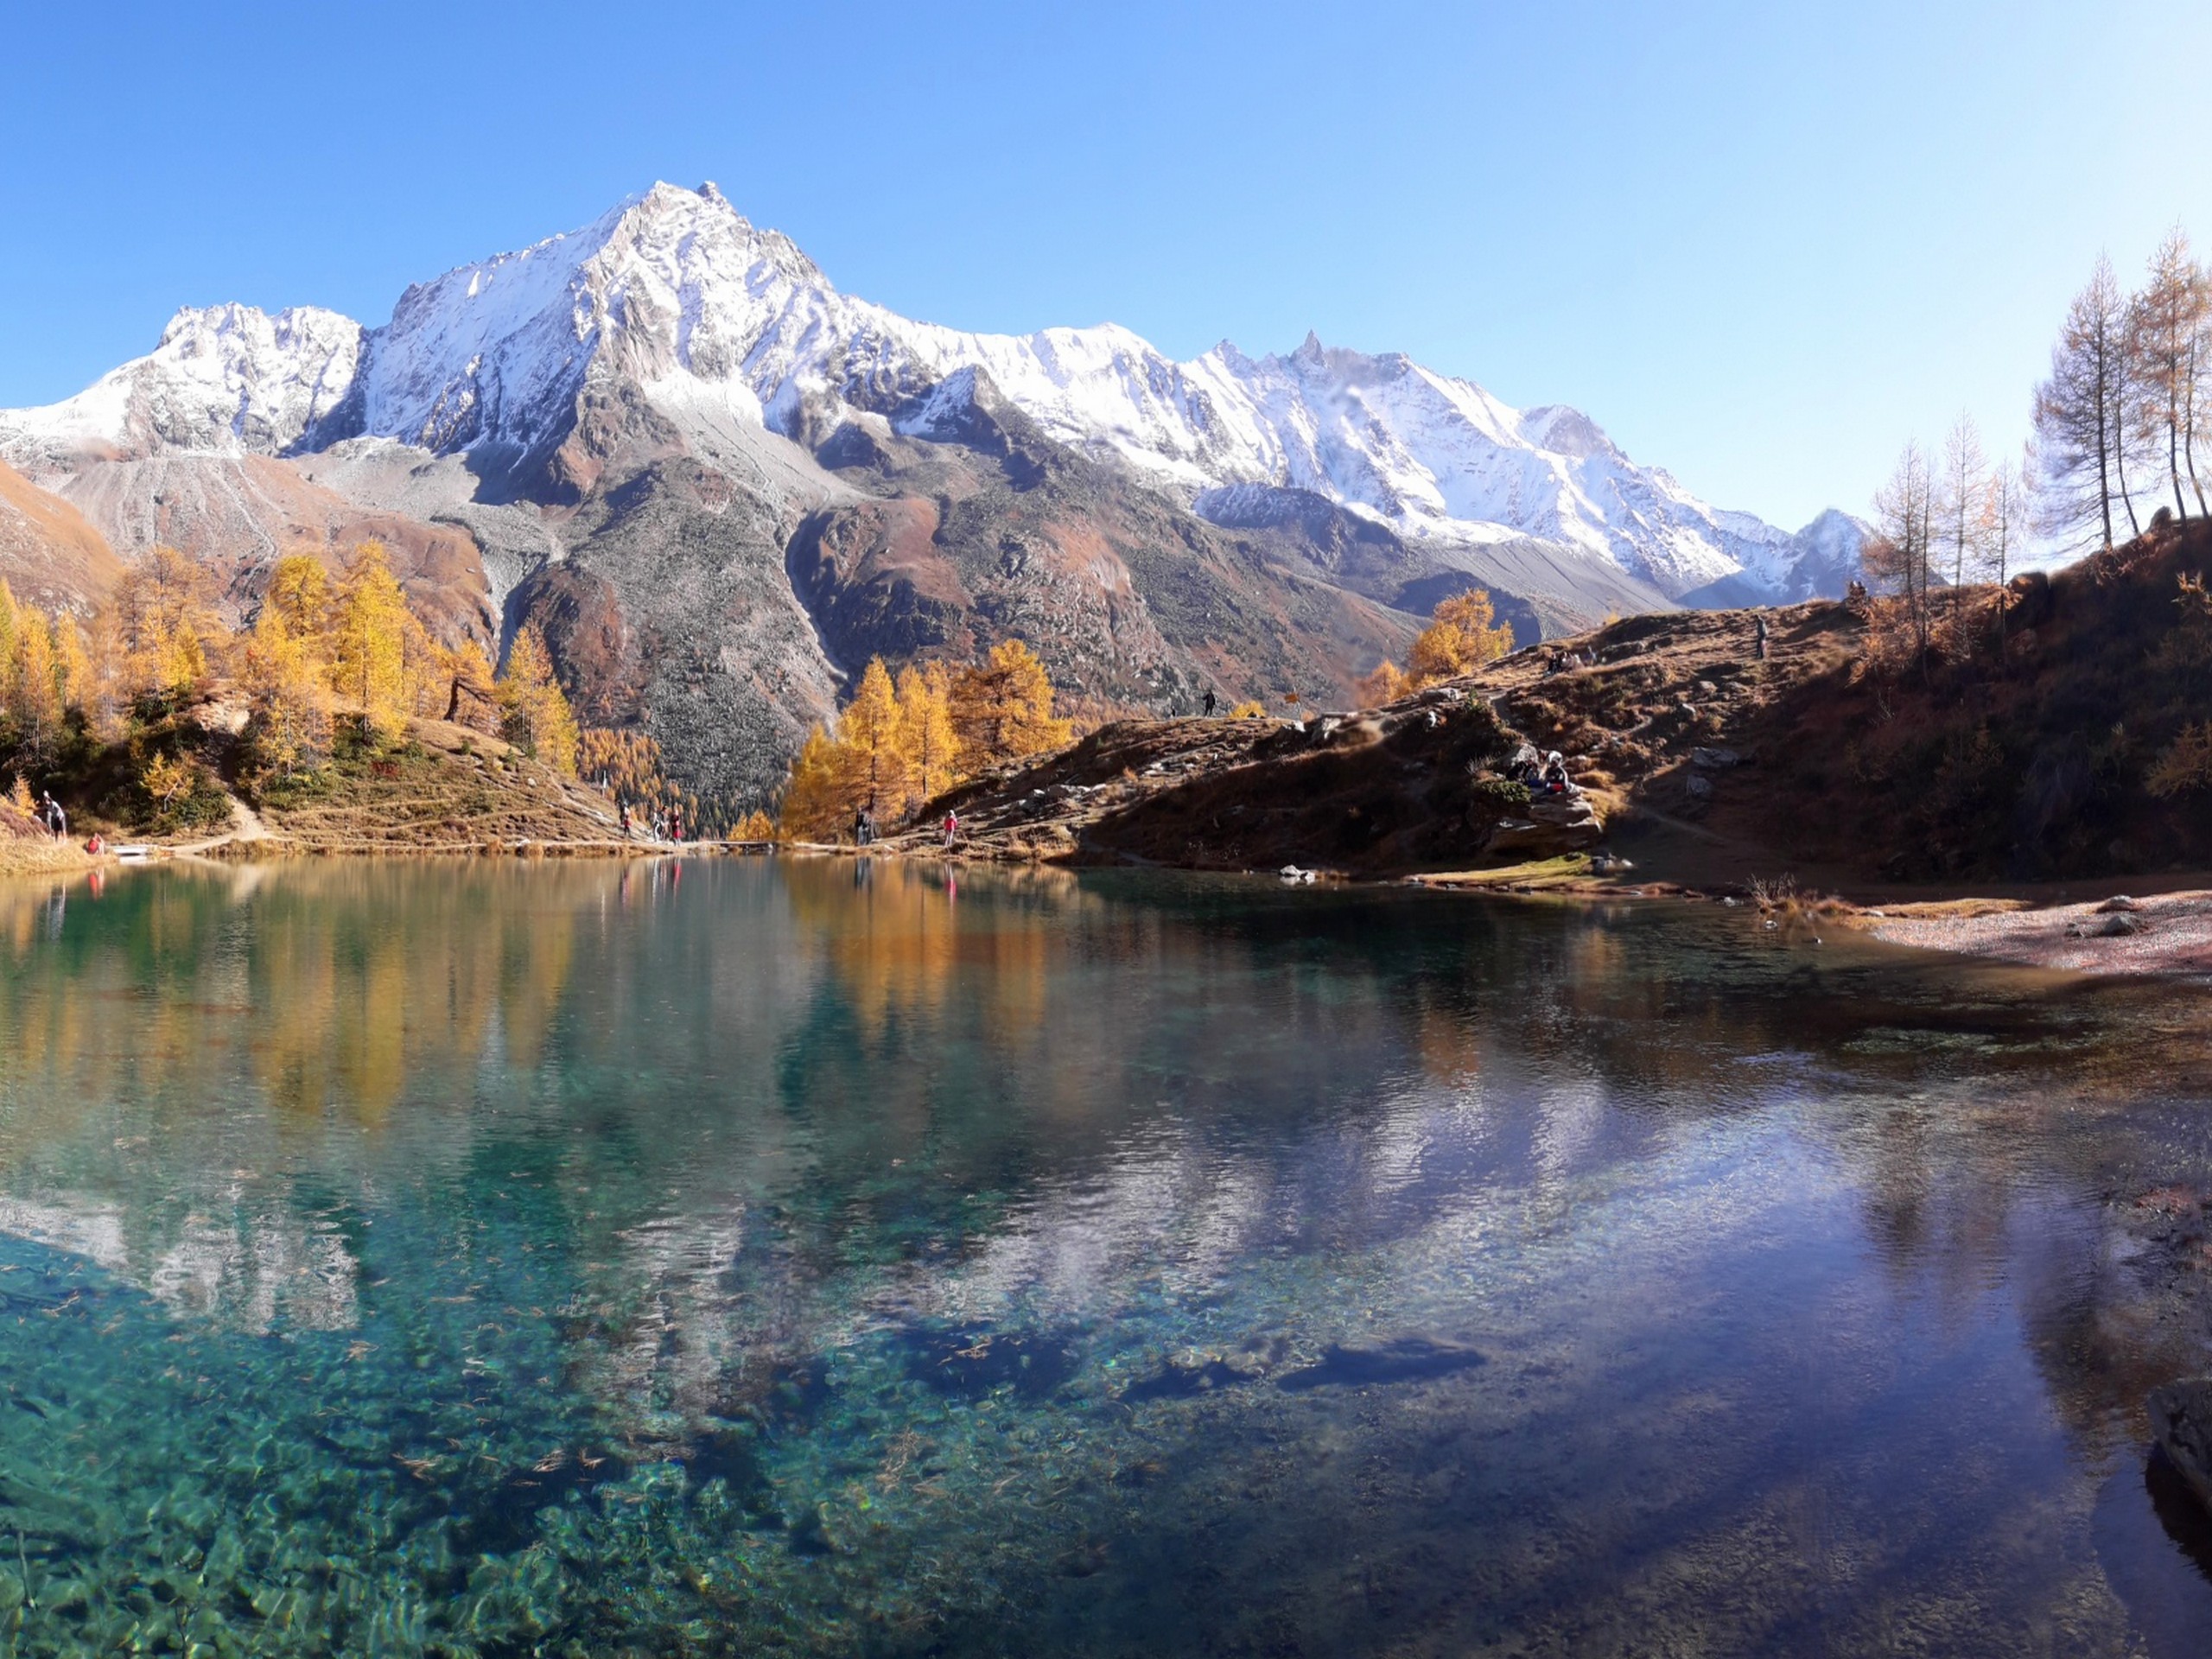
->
xmin=0 ymin=860 xmax=2208 ymax=1656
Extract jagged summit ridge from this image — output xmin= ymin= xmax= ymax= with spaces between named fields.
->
xmin=0 ymin=181 xmax=1859 ymax=601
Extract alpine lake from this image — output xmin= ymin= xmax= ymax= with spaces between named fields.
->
xmin=0 ymin=856 xmax=2208 ymax=1658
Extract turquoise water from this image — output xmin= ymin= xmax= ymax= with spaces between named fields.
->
xmin=0 ymin=858 xmax=2208 ymax=1656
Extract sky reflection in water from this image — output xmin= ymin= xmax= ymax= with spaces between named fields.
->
xmin=0 ymin=857 xmax=2207 ymax=1656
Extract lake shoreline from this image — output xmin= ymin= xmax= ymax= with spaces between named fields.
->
xmin=12 ymin=834 xmax=2210 ymax=983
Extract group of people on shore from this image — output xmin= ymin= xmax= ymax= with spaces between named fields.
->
xmin=616 ymin=800 xmax=686 ymax=843
xmin=851 ymin=804 xmax=963 ymax=849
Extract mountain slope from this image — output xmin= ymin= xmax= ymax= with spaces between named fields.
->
xmin=0 ymin=459 xmax=123 ymax=613
xmin=0 ymin=183 xmax=1865 ymax=804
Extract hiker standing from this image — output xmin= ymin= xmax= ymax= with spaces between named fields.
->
xmin=1202 ymin=689 xmax=1217 ymax=717
xmin=40 ymin=792 xmax=65 ymax=841
xmin=1754 ymin=613 xmax=1769 ymax=661
xmin=942 ymin=809 xmax=959 ymax=849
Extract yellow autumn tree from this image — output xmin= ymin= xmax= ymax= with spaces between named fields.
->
xmin=778 ymin=726 xmax=849 ymax=841
xmin=8 ymin=610 xmax=63 ymax=760
xmin=496 ymin=626 xmax=580 ymax=778
xmin=0 ymin=582 xmax=18 ymax=709
xmin=898 ymin=662 xmax=960 ymax=810
xmin=262 ymin=554 xmax=334 ymax=651
xmin=243 ymin=601 xmax=335 ymax=776
xmin=440 ymin=638 xmax=499 ymax=731
xmin=50 ymin=614 xmax=90 ymax=715
xmin=1407 ymin=589 xmax=1514 ymax=685
xmin=949 ymin=639 xmax=1072 ymax=771
xmin=111 ymin=545 xmax=222 ymax=705
xmin=1356 ymin=660 xmax=1410 ymax=706
xmin=328 ymin=541 xmax=410 ymax=734
xmin=842 ymin=658 xmax=912 ymax=818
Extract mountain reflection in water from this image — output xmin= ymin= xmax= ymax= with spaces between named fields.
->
xmin=0 ymin=857 xmax=2205 ymax=1656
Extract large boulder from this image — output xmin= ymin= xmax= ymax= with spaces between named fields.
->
xmin=2149 ymin=1377 xmax=2212 ymax=1511
xmin=1484 ymin=793 xmax=1603 ymax=856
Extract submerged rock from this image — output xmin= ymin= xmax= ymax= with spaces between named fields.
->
xmin=1276 ymin=1338 xmax=1487 ymax=1391
xmin=2149 ymin=1377 xmax=2212 ymax=1513
xmin=899 ymin=1323 xmax=1078 ymax=1401
xmin=1122 ymin=1355 xmax=1257 ymax=1403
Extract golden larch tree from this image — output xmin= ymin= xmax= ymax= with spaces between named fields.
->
xmin=441 ymin=639 xmax=499 ymax=730
xmin=496 ymin=626 xmax=581 ymax=778
xmin=842 ymin=658 xmax=912 ymax=817
xmin=328 ymin=542 xmax=410 ymax=734
xmin=0 ymin=581 xmax=18 ymax=695
xmin=263 ymin=554 xmax=334 ymax=651
xmin=112 ymin=546 xmax=223 ymax=706
xmin=949 ymin=639 xmax=1072 ymax=770
xmin=778 ymin=727 xmax=848 ymax=841
xmin=1407 ymin=589 xmax=1515 ymax=685
xmin=896 ymin=661 xmax=959 ymax=810
xmin=1356 ymin=661 xmax=1409 ymax=706
xmin=8 ymin=610 xmax=63 ymax=760
xmin=244 ymin=602 xmax=335 ymax=776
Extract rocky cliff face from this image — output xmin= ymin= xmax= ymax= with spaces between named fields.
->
xmin=0 ymin=183 xmax=1866 ymax=807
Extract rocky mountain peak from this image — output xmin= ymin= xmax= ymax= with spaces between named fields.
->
xmin=0 ymin=183 xmax=1865 ymax=607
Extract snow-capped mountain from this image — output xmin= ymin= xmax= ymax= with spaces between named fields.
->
xmin=4 ymin=303 xmax=361 ymax=466
xmin=0 ymin=182 xmax=1857 ymax=603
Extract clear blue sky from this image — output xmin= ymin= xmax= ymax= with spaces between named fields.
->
xmin=5 ymin=0 xmax=2209 ymax=529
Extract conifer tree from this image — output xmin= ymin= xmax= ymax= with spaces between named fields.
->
xmin=897 ymin=661 xmax=959 ymax=809
xmin=244 ymin=603 xmax=334 ymax=776
xmin=1356 ymin=661 xmax=1410 ymax=706
xmin=778 ymin=727 xmax=848 ymax=840
xmin=2034 ymin=257 xmax=2129 ymax=550
xmin=329 ymin=541 xmax=409 ymax=734
xmin=0 ymin=581 xmax=19 ymax=702
xmin=1407 ymin=588 xmax=1514 ymax=684
xmin=398 ymin=609 xmax=447 ymax=719
xmin=111 ymin=546 xmax=222 ymax=706
xmin=262 ymin=554 xmax=334 ymax=649
xmin=1979 ymin=456 xmax=2026 ymax=660
xmin=842 ymin=658 xmax=912 ymax=817
xmin=496 ymin=626 xmax=581 ymax=778
xmin=441 ymin=639 xmax=499 ymax=730
xmin=1939 ymin=416 xmax=1990 ymax=639
xmin=949 ymin=639 xmax=1072 ymax=770
xmin=2133 ymin=229 xmax=2209 ymax=520
xmin=49 ymin=613 xmax=89 ymax=716
xmin=1866 ymin=441 xmax=1938 ymax=671
xmin=8 ymin=610 xmax=62 ymax=760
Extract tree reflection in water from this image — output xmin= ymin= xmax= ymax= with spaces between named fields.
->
xmin=0 ymin=859 xmax=2202 ymax=1655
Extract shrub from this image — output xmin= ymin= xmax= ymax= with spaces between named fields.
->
xmin=1472 ymin=777 xmax=1531 ymax=812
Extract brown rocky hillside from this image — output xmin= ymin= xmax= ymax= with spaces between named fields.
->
xmin=893 ymin=522 xmax=2212 ymax=886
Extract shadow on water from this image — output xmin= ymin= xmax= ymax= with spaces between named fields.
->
xmin=2147 ymin=1448 xmax=2212 ymax=1586
xmin=2089 ymin=1451 xmax=2212 ymax=1659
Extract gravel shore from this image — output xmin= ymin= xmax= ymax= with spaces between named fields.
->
xmin=1861 ymin=890 xmax=2212 ymax=977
